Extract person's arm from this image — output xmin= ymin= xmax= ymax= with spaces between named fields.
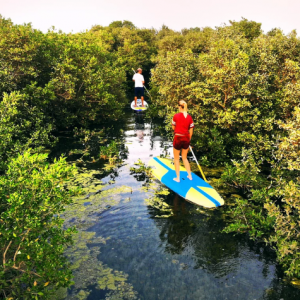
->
xmin=189 ymin=127 xmax=193 ymax=140
xmin=172 ymin=115 xmax=176 ymax=132
xmin=189 ymin=116 xmax=194 ymax=140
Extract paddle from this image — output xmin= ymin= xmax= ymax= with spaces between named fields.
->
xmin=189 ymin=146 xmax=207 ymax=182
xmin=132 ymin=68 xmax=152 ymax=101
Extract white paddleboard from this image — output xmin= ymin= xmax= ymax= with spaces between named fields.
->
xmin=131 ymin=99 xmax=148 ymax=111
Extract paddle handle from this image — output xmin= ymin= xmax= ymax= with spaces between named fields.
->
xmin=189 ymin=146 xmax=207 ymax=182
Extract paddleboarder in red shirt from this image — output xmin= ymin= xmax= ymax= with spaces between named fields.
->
xmin=172 ymin=100 xmax=194 ymax=182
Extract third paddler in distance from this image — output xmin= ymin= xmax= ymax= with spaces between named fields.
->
xmin=132 ymin=68 xmax=145 ymax=107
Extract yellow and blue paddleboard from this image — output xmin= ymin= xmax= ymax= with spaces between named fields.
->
xmin=148 ymin=157 xmax=224 ymax=208
xmin=131 ymin=99 xmax=148 ymax=112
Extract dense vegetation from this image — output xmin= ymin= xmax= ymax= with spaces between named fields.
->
xmin=150 ymin=19 xmax=300 ymax=279
xmin=1 ymin=15 xmax=300 ymax=298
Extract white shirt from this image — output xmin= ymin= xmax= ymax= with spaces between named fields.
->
xmin=133 ymin=73 xmax=145 ymax=88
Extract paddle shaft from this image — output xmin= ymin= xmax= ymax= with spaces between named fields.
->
xmin=132 ymin=68 xmax=152 ymax=101
xmin=189 ymin=146 xmax=207 ymax=182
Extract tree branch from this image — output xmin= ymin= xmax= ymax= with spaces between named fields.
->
xmin=3 ymin=241 xmax=12 ymax=270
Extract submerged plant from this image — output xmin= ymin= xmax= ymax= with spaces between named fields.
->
xmin=100 ymin=140 xmax=126 ymax=171
xmin=68 ymin=129 xmax=127 ymax=173
xmin=130 ymin=159 xmax=173 ymax=218
xmin=145 ymin=189 xmax=174 ymax=218
xmin=100 ymin=140 xmax=119 ymax=160
xmin=130 ymin=159 xmax=153 ymax=177
xmin=61 ymin=167 xmax=137 ymax=299
xmin=70 ymin=128 xmax=106 ymax=162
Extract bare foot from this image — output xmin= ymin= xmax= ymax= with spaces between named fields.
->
xmin=187 ymin=175 xmax=192 ymax=180
xmin=173 ymin=178 xmax=180 ymax=183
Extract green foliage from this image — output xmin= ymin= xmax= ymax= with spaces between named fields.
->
xmin=157 ymin=26 xmax=214 ymax=55
xmin=0 ymin=91 xmax=55 ymax=169
xmin=264 ymin=107 xmax=300 ymax=277
xmin=70 ymin=128 xmax=106 ymax=163
xmin=69 ymin=127 xmax=127 ymax=173
xmin=223 ymin=196 xmax=275 ymax=239
xmin=0 ymin=18 xmax=48 ymax=95
xmin=44 ymin=32 xmax=127 ymax=127
xmin=108 ymin=20 xmax=136 ymax=30
xmin=0 ymin=150 xmax=79 ymax=299
xmin=90 ymin=22 xmax=157 ymax=93
xmin=130 ymin=159 xmax=153 ymax=177
xmin=221 ymin=149 xmax=267 ymax=190
xmin=151 ymin=21 xmax=300 ymax=166
xmin=0 ymin=18 xmax=128 ymax=131
xmin=157 ymin=33 xmax=185 ymax=54
xmin=99 ymin=140 xmax=119 ymax=160
xmin=2 ymin=13 xmax=300 ymax=287
xmin=229 ymin=18 xmax=262 ymax=40
xmin=100 ymin=140 xmax=125 ymax=171
xmin=222 ymin=107 xmax=300 ymax=277
xmin=265 ymin=179 xmax=300 ymax=277
xmin=150 ymin=19 xmax=300 ymax=278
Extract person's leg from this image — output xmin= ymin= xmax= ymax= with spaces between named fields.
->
xmin=134 ymin=88 xmax=138 ymax=106
xmin=141 ymin=88 xmax=145 ymax=107
xmin=182 ymin=148 xmax=192 ymax=180
xmin=173 ymin=147 xmax=181 ymax=182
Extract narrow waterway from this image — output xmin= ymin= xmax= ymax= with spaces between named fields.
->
xmin=59 ymin=108 xmax=300 ymax=300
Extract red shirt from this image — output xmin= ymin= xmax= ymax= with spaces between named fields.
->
xmin=172 ymin=113 xmax=194 ymax=135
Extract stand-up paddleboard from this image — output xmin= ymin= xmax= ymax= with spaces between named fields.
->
xmin=148 ymin=157 xmax=224 ymax=208
xmin=131 ymin=99 xmax=148 ymax=112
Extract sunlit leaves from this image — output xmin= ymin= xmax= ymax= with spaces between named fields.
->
xmin=0 ymin=150 xmax=79 ymax=298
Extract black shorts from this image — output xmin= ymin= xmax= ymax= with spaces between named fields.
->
xmin=135 ymin=87 xmax=144 ymax=97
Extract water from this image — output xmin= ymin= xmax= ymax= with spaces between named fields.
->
xmin=60 ymin=109 xmax=300 ymax=300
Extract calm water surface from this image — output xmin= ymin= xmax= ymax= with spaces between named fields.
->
xmin=61 ymin=109 xmax=300 ymax=300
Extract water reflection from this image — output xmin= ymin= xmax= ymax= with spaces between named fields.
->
xmin=148 ymin=192 xmax=241 ymax=273
xmin=135 ymin=113 xmax=145 ymax=143
xmin=154 ymin=194 xmax=195 ymax=255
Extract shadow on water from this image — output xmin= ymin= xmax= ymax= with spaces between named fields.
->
xmin=56 ymin=107 xmax=300 ymax=300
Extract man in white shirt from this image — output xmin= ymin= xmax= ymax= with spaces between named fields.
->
xmin=132 ymin=68 xmax=145 ymax=107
